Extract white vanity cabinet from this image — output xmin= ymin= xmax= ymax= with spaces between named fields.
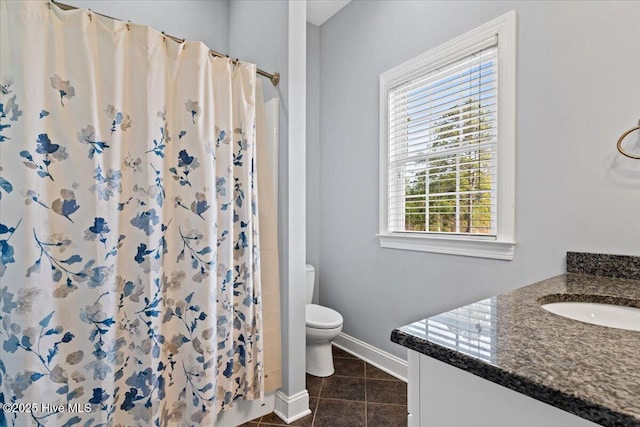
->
xmin=407 ymin=350 xmax=599 ymax=427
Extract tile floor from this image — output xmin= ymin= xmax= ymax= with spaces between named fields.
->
xmin=240 ymin=345 xmax=407 ymax=427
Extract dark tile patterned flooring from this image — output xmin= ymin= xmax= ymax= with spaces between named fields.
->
xmin=240 ymin=346 xmax=407 ymax=427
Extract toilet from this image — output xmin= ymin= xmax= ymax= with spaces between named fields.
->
xmin=305 ymin=264 xmax=343 ymax=377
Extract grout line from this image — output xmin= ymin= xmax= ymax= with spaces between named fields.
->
xmin=365 ymin=376 xmax=403 ymax=382
xmin=324 ymin=374 xmax=366 ymax=379
xmin=315 ymin=396 xmax=365 ymax=403
xmin=365 ymin=401 xmax=408 ymax=407
xmin=314 ymin=396 xmax=407 ymax=407
xmin=364 ymin=362 xmax=368 ymax=427
xmin=365 ymin=362 xmax=403 ymax=382
xmin=310 ymin=377 xmax=324 ymax=427
xmin=327 ymin=373 xmax=398 ymax=382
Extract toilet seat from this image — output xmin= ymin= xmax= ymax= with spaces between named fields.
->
xmin=306 ymin=304 xmax=343 ymax=329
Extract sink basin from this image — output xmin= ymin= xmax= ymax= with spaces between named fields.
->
xmin=541 ymin=302 xmax=640 ymax=331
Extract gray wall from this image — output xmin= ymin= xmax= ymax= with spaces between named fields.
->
xmin=230 ymin=0 xmax=289 ymax=109
xmin=306 ymin=22 xmax=321 ymax=304
xmin=63 ymin=0 xmax=229 ymax=53
xmin=316 ymin=0 xmax=640 ymax=359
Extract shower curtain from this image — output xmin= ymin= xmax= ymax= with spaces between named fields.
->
xmin=0 ymin=1 xmax=268 ymax=425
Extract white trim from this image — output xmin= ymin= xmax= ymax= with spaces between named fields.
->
xmin=379 ymin=11 xmax=517 ymax=260
xmin=333 ymin=332 xmax=408 ymax=382
xmin=379 ymin=72 xmax=391 ymax=237
xmin=377 ymin=233 xmax=515 ymax=260
xmin=215 ymin=391 xmax=275 ymax=427
xmin=283 ymin=0 xmax=308 ymax=406
xmin=495 ymin=11 xmax=517 ymax=247
xmin=274 ymin=390 xmax=312 ymax=424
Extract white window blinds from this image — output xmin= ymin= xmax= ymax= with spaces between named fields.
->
xmin=388 ymin=36 xmax=499 ymax=236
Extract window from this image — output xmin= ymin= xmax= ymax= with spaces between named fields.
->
xmin=378 ymin=12 xmax=516 ymax=260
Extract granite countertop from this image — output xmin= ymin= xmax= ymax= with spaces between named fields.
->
xmin=391 ymin=252 xmax=640 ymax=427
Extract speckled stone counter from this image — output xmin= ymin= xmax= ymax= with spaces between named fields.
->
xmin=391 ymin=252 xmax=640 ymax=427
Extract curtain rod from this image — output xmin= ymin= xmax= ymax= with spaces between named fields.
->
xmin=50 ymin=0 xmax=281 ymax=86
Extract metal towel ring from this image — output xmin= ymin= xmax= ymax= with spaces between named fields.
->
xmin=617 ymin=119 xmax=640 ymax=160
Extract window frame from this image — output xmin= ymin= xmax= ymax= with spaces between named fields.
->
xmin=378 ymin=11 xmax=517 ymax=260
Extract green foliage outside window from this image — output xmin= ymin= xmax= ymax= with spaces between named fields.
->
xmin=404 ymin=99 xmax=493 ymax=234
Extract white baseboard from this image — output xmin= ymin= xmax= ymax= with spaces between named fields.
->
xmin=333 ymin=332 xmax=408 ymax=382
xmin=273 ymin=389 xmax=312 ymax=424
xmin=215 ymin=391 xmax=275 ymax=427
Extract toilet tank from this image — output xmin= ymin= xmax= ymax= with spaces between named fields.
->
xmin=305 ymin=264 xmax=315 ymax=304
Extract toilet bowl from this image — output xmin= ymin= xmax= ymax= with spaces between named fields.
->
xmin=305 ymin=265 xmax=344 ymax=377
xmin=306 ymin=303 xmax=343 ymax=377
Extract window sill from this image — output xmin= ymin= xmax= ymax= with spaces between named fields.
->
xmin=376 ymin=233 xmax=515 ymax=260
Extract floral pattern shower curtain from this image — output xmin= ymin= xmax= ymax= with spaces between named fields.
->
xmin=0 ymin=1 xmax=263 ymax=425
